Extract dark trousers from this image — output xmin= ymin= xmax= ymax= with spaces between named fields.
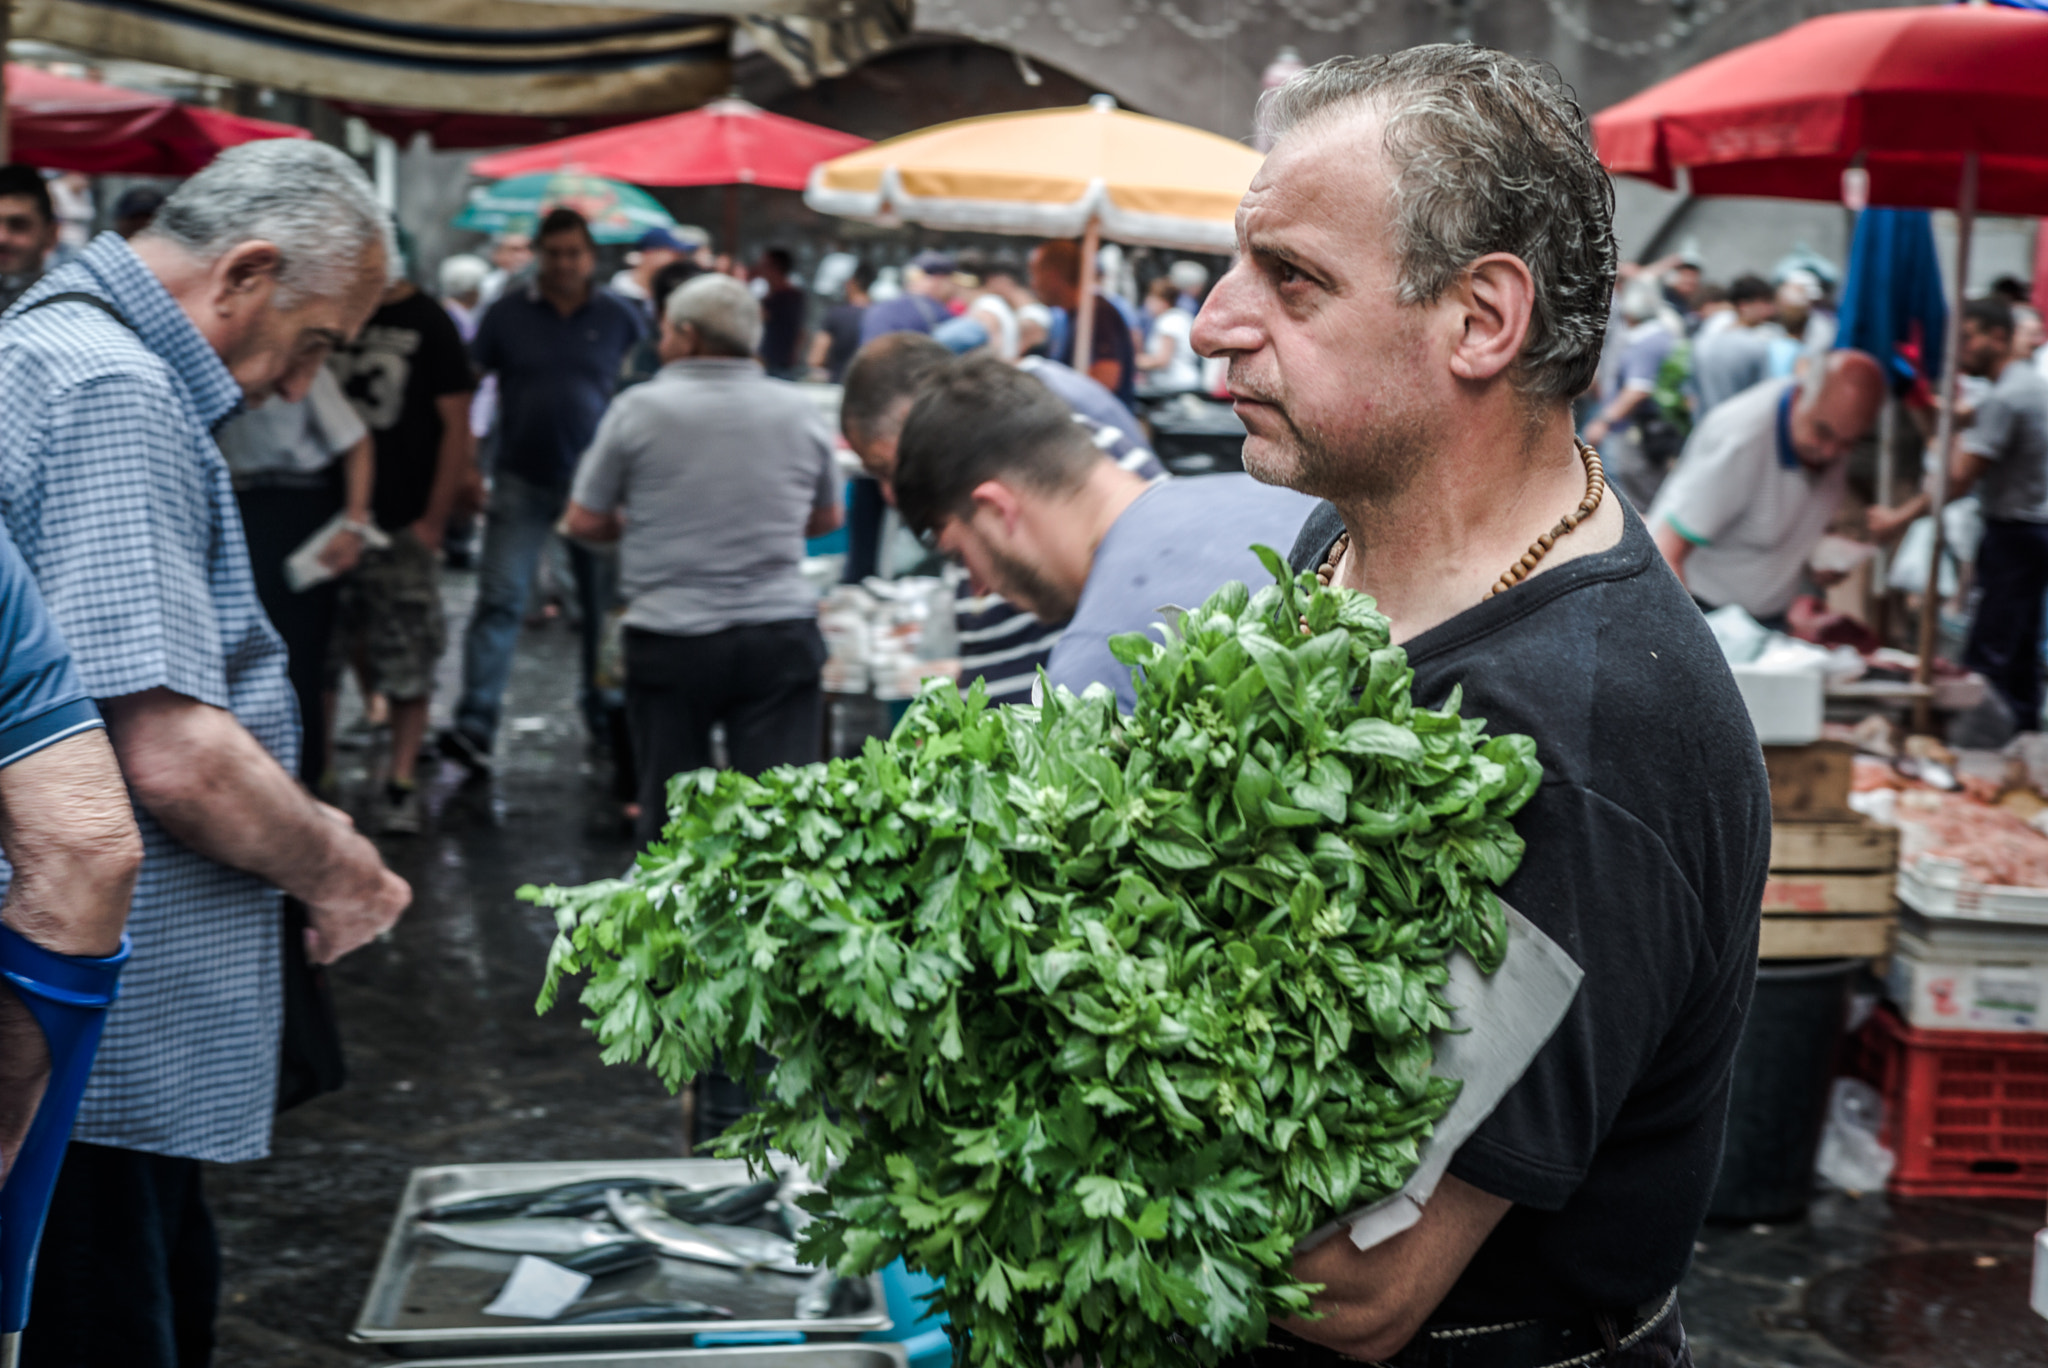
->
xmin=236 ymin=484 xmax=344 ymax=786
xmin=624 ymin=620 xmax=825 ymax=847
xmin=24 ymin=1141 xmax=219 ymax=1368
xmin=1228 ymin=1300 xmax=1690 ymax=1367
xmin=1963 ymin=518 xmax=2048 ymax=730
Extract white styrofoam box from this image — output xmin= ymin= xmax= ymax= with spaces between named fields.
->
xmin=1888 ymin=916 xmax=2048 ymax=1032
xmin=1729 ymin=657 xmax=1825 ymax=745
xmin=1898 ymin=857 xmax=2048 ymax=927
xmin=2034 ymin=1228 xmax=2048 ymax=1320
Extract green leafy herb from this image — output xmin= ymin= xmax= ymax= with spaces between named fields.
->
xmin=527 ymin=554 xmax=1538 ymax=1366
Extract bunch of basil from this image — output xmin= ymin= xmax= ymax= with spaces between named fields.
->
xmin=530 ymin=553 xmax=1539 ymax=1366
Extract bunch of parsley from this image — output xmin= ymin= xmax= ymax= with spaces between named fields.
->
xmin=529 ymin=553 xmax=1539 ymax=1366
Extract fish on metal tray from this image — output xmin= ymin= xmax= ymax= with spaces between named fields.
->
xmin=416 ymin=1216 xmax=640 ymax=1256
xmin=555 ymin=1299 xmax=736 ymax=1325
xmin=421 ymin=1177 xmax=677 ymax=1223
xmin=795 ymin=1267 xmax=876 ymax=1320
xmin=553 ymin=1240 xmax=657 ymax=1277
xmin=697 ymin=1222 xmax=812 ymax=1276
xmin=659 ymin=1179 xmax=780 ymax=1227
xmin=604 ymin=1190 xmax=749 ymax=1270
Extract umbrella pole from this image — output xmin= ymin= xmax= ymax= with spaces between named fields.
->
xmin=0 ymin=1 xmax=11 ymax=162
xmin=1073 ymin=219 xmax=1101 ymax=384
xmin=724 ymin=184 xmax=740 ymax=260
xmin=1874 ymin=396 xmax=1896 ymax=639
xmin=1912 ymin=150 xmax=1979 ymax=734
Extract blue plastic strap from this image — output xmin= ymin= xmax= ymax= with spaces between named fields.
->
xmin=693 ymin=1331 xmax=808 ymax=1347
xmin=0 ymin=923 xmax=130 ymax=1337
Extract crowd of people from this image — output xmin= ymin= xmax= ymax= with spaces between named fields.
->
xmin=0 ymin=35 xmax=2038 ymax=1367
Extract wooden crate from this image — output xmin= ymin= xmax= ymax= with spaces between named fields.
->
xmin=1763 ymin=741 xmax=1856 ymax=820
xmin=1763 ymin=812 xmax=1898 ymax=959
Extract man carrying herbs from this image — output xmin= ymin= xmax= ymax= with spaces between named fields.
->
xmin=1194 ymin=47 xmax=1770 ymax=1367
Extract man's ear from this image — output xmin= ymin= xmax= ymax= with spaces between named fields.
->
xmin=213 ymin=240 xmax=284 ymax=314
xmin=1448 ymin=252 xmax=1536 ymax=385
xmin=968 ymin=479 xmax=1024 ymax=535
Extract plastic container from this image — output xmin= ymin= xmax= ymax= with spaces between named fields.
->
xmin=1897 ymin=857 xmax=2048 ymax=928
xmin=1849 ymin=1006 xmax=2048 ymax=1199
xmin=1889 ymin=915 xmax=2048 ymax=1032
xmin=1708 ymin=958 xmax=1859 ymax=1222
xmin=1728 ymin=657 xmax=1825 ymax=745
xmin=865 ymin=1262 xmax=951 ymax=1368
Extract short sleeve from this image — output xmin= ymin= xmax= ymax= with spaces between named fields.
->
xmin=419 ymin=303 xmax=479 ymax=399
xmin=1618 ymin=333 xmax=1672 ymax=392
xmin=1963 ymin=390 xmax=2018 ymax=461
xmin=22 ymin=373 xmax=228 ymax=707
xmin=471 ymin=299 xmax=505 ymax=375
xmin=304 ymin=367 xmax=367 ymax=456
xmin=0 ymin=525 xmax=101 ymax=769
xmin=812 ymin=424 xmax=841 ymax=513
xmin=1646 ymin=414 xmax=1759 ymax=548
xmin=569 ymin=393 xmax=635 ymax=515
xmin=1447 ymin=787 xmax=1712 ymax=1209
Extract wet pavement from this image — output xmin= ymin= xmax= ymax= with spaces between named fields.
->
xmin=205 ymin=570 xmax=2048 ymax=1366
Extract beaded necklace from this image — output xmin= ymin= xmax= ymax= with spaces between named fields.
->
xmin=1314 ymin=440 xmax=1606 ymax=600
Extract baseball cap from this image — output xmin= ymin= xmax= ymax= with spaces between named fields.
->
xmin=912 ymin=249 xmax=956 ymax=275
xmin=638 ymin=226 xmax=706 ymax=254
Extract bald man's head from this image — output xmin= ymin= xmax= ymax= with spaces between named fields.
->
xmin=1789 ymin=349 xmax=1886 ymax=468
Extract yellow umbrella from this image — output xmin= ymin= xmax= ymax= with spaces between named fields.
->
xmin=806 ymin=95 xmax=1263 ymax=369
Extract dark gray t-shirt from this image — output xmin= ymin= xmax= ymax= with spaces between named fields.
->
xmin=1045 ymin=474 xmax=1319 ymax=711
xmin=1964 ymin=359 xmax=2048 ymax=523
xmin=571 ymin=358 xmax=838 ymax=636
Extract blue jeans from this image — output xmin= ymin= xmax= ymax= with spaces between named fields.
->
xmin=452 ymin=469 xmax=614 ymax=748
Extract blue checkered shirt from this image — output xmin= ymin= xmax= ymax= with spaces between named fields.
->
xmin=0 ymin=233 xmax=297 ymax=1163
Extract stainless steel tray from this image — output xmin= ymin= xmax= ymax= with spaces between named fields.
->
xmin=352 ymin=1159 xmax=892 ymax=1357
xmin=402 ymin=1348 xmax=909 ymax=1368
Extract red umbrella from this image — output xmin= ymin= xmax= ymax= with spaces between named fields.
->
xmin=1593 ymin=3 xmax=2048 ymax=215
xmin=470 ymin=97 xmax=869 ymax=253
xmin=6 ymin=64 xmax=310 ymax=175
xmin=1592 ymin=2 xmax=2048 ymax=721
xmin=470 ymin=98 xmax=869 ymax=190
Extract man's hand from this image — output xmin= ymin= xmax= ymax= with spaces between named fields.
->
xmin=101 ymin=689 xmax=413 ymax=964
xmin=318 ymin=527 xmax=365 ymax=575
xmin=1275 ymin=1174 xmax=1510 ymax=1360
xmin=408 ymin=515 xmax=444 ymax=554
xmin=305 ymin=861 xmax=411 ymax=964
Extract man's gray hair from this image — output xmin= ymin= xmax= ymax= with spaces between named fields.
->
xmin=142 ymin=139 xmax=393 ymax=306
xmin=1257 ymin=46 xmax=1617 ymax=400
xmin=666 ymin=273 xmax=763 ymax=358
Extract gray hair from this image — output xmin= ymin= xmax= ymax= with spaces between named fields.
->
xmin=142 ymin=139 xmax=393 ymax=307
xmin=1257 ymin=46 xmax=1618 ymax=400
xmin=666 ymin=273 xmax=763 ymax=358
xmin=438 ymin=253 xmax=490 ymax=300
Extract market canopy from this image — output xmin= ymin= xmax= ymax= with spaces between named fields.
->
xmin=1591 ymin=3 xmax=2048 ymax=214
xmin=804 ymin=96 xmax=1264 ymax=253
xmin=453 ymin=171 xmax=685 ymax=243
xmin=11 ymin=0 xmax=731 ymax=119
xmin=471 ymin=98 xmax=869 ymax=188
xmin=6 ymin=63 xmax=309 ymax=174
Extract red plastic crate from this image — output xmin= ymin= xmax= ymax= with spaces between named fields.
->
xmin=1849 ymin=1006 xmax=2048 ymax=1199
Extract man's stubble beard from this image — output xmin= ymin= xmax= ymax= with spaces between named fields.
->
xmin=985 ymin=541 xmax=1078 ymax=625
xmin=1232 ymin=365 xmax=1432 ymax=511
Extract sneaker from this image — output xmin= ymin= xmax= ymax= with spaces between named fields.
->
xmin=380 ymin=782 xmax=423 ymax=836
xmin=436 ymin=727 xmax=495 ymax=779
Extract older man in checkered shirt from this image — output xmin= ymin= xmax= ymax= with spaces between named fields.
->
xmin=0 ymin=141 xmax=411 ymax=1366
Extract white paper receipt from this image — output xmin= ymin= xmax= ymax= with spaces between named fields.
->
xmin=482 ymin=1254 xmax=592 ymax=1320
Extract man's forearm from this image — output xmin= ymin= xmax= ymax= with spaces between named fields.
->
xmin=419 ymin=402 xmax=477 ymax=534
xmin=343 ymin=435 xmax=374 ymax=525
xmin=0 ymin=730 xmax=142 ymax=957
xmin=100 ymin=689 xmax=383 ymax=907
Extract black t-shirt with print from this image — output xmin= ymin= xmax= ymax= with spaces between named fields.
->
xmin=332 ymin=290 xmax=476 ymax=532
xmin=1288 ymin=498 xmax=1769 ymax=1323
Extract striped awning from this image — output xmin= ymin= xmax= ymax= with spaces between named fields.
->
xmin=13 ymin=0 xmax=735 ymax=116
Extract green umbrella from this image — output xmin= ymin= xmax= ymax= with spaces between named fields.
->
xmin=453 ymin=172 xmax=679 ymax=244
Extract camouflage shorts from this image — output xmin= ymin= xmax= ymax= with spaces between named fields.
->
xmin=335 ymin=529 xmax=447 ymax=701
